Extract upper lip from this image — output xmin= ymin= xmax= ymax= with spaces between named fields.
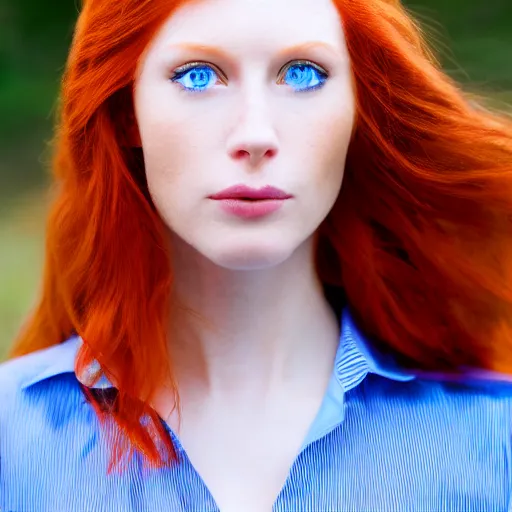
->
xmin=209 ymin=184 xmax=293 ymax=200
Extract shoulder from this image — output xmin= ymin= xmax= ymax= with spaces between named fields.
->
xmin=360 ymin=376 xmax=512 ymax=473
xmin=375 ymin=370 xmax=512 ymax=405
xmin=0 ymin=342 xmax=120 ymax=510
xmin=0 ymin=338 xmax=79 ymax=394
xmin=0 ymin=338 xmax=84 ymax=432
xmin=0 ymin=339 xmax=96 ymax=463
xmin=361 ymin=371 xmax=512 ymax=438
xmin=418 ymin=370 xmax=512 ymax=408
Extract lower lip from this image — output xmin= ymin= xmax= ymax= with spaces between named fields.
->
xmin=214 ymin=198 xmax=288 ymax=219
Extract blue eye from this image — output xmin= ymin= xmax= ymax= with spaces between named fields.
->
xmin=171 ymin=64 xmax=219 ymax=92
xmin=283 ymin=63 xmax=327 ymax=92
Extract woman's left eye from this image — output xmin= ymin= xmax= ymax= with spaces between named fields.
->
xmin=278 ymin=61 xmax=328 ymax=92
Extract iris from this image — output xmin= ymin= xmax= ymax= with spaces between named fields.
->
xmin=173 ymin=66 xmax=217 ymax=91
xmin=284 ymin=63 xmax=326 ymax=91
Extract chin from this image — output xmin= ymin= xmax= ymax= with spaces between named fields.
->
xmin=205 ymin=242 xmax=296 ymax=271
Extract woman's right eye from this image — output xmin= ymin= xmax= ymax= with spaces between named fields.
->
xmin=171 ymin=63 xmax=224 ymax=93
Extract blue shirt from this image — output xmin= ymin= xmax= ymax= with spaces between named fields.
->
xmin=1 ymin=308 xmax=512 ymax=511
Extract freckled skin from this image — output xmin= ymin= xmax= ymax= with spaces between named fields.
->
xmin=134 ymin=0 xmax=355 ymax=270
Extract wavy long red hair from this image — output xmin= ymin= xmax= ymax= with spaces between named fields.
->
xmin=9 ymin=0 xmax=512 ymax=470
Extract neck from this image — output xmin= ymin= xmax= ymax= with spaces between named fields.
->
xmin=166 ymin=234 xmax=341 ymax=406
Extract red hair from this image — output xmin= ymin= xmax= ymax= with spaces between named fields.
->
xmin=9 ymin=0 xmax=512 ymax=470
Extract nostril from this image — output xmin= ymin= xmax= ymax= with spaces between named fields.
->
xmin=233 ymin=149 xmax=251 ymax=161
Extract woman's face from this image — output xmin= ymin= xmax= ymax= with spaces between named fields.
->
xmin=134 ymin=0 xmax=355 ymax=270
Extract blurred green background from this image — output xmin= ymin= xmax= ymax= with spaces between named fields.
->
xmin=0 ymin=0 xmax=511 ymax=360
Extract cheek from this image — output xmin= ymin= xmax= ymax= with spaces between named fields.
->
xmin=137 ymin=96 xmax=182 ymax=178
xmin=137 ymin=121 xmax=191 ymax=228
xmin=138 ymin=104 xmax=222 ymax=189
xmin=139 ymin=119 xmax=199 ymax=199
xmin=285 ymin=81 xmax=355 ymax=185
xmin=307 ymin=107 xmax=354 ymax=192
xmin=137 ymin=109 xmax=218 ymax=232
xmin=136 ymin=88 xmax=193 ymax=184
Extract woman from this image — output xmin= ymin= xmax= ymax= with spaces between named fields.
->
xmin=2 ymin=0 xmax=512 ymax=510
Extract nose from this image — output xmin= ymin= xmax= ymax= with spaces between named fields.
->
xmin=226 ymin=96 xmax=279 ymax=167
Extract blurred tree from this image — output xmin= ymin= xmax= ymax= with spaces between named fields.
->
xmin=0 ymin=0 xmax=78 ymax=197
xmin=406 ymin=0 xmax=512 ymax=89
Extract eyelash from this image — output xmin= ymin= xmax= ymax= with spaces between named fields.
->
xmin=170 ymin=59 xmax=329 ymax=94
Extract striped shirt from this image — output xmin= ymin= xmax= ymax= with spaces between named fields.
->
xmin=1 ymin=308 xmax=512 ymax=511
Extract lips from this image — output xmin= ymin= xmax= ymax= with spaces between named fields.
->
xmin=209 ymin=184 xmax=293 ymax=219
xmin=208 ymin=184 xmax=293 ymax=201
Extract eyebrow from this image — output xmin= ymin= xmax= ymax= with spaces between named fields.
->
xmin=166 ymin=41 xmax=342 ymax=61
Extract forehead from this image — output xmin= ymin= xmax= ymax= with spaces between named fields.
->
xmin=150 ymin=0 xmax=345 ymax=54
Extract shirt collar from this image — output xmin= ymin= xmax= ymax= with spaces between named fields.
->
xmin=299 ymin=308 xmax=415 ymax=449
xmin=337 ymin=307 xmax=416 ymax=389
xmin=20 ymin=308 xmax=415 ymax=392
xmin=20 ymin=336 xmax=113 ymax=390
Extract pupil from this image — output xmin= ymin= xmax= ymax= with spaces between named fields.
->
xmin=192 ymin=70 xmax=207 ymax=85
